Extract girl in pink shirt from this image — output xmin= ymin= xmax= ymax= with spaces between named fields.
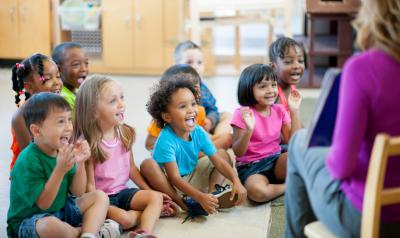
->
xmin=231 ymin=64 xmax=302 ymax=203
xmin=74 ymin=75 xmax=175 ymax=238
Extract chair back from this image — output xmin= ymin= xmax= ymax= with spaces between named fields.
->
xmin=362 ymin=134 xmax=400 ymax=238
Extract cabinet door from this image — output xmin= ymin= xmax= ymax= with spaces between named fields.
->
xmin=134 ymin=0 xmax=164 ymax=69
xmin=0 ymin=0 xmax=19 ymax=58
xmin=164 ymin=0 xmax=183 ymax=67
xmin=19 ymin=0 xmax=51 ymax=56
xmin=102 ymin=0 xmax=134 ymax=68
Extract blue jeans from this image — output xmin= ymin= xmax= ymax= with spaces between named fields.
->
xmin=285 ymin=129 xmax=361 ymax=238
xmin=15 ymin=196 xmax=82 ymax=238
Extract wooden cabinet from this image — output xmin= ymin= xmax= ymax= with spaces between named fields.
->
xmin=0 ymin=0 xmax=51 ymax=59
xmin=55 ymin=0 xmax=214 ymax=75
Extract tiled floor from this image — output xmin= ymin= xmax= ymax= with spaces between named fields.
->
xmin=0 ymin=68 xmax=319 ymax=237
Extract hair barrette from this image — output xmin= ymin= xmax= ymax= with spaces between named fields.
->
xmin=16 ymin=63 xmax=24 ymax=69
xmin=19 ymin=90 xmax=24 ymax=95
xmin=39 ymin=76 xmax=45 ymax=82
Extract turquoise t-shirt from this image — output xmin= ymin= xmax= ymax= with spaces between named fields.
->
xmin=153 ymin=125 xmax=217 ymax=176
xmin=7 ymin=143 xmax=76 ymax=237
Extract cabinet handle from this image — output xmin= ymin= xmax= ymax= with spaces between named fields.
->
xmin=136 ymin=15 xmax=142 ymax=27
xmin=9 ymin=6 xmax=15 ymax=22
xmin=20 ymin=7 xmax=27 ymax=22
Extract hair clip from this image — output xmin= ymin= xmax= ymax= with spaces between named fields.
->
xmin=39 ymin=75 xmax=45 ymax=82
xmin=16 ymin=63 xmax=24 ymax=69
xmin=19 ymin=90 xmax=24 ymax=95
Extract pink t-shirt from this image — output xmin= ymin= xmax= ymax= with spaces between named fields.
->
xmin=231 ymin=105 xmax=290 ymax=165
xmin=94 ymin=137 xmax=131 ymax=195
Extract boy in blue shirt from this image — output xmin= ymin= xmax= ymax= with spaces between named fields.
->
xmin=141 ymin=78 xmax=246 ymax=220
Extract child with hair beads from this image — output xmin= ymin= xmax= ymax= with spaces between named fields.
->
xmin=174 ymin=41 xmax=232 ymax=139
xmin=141 ymin=78 xmax=246 ymax=221
xmin=74 ymin=75 xmax=165 ymax=237
xmin=285 ymin=0 xmax=400 ymax=236
xmin=145 ymin=64 xmax=231 ymax=152
xmin=10 ymin=53 xmax=63 ymax=170
xmin=231 ymin=64 xmax=301 ymax=203
xmin=269 ymin=37 xmax=305 ymax=114
xmin=52 ymin=41 xmax=89 ymax=111
xmin=7 ymin=92 xmax=121 ymax=238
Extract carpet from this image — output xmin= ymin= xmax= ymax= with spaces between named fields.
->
xmin=267 ymin=195 xmax=285 ymax=238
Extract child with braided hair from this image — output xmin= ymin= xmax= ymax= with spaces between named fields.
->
xmin=10 ymin=53 xmax=63 ymax=171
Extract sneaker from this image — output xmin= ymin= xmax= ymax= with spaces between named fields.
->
xmin=212 ymin=184 xmax=237 ymax=209
xmin=182 ymin=195 xmax=208 ymax=223
xmin=96 ymin=219 xmax=122 ymax=238
xmin=129 ymin=230 xmax=157 ymax=238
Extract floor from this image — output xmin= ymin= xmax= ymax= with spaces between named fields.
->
xmin=0 ymin=68 xmax=319 ymax=237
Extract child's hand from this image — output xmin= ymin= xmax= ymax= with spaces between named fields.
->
xmin=203 ymin=118 xmax=212 ymax=132
xmin=73 ymin=139 xmax=91 ymax=164
xmin=56 ymin=143 xmax=75 ymax=174
xmin=240 ymin=107 xmax=255 ymax=131
xmin=288 ymin=90 xmax=302 ymax=111
xmin=231 ymin=179 xmax=247 ymax=205
xmin=198 ymin=193 xmax=219 ymax=214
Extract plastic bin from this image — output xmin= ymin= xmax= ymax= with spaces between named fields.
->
xmin=58 ymin=5 xmax=101 ymax=31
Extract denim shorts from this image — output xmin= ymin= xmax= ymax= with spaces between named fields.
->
xmin=109 ymin=188 xmax=139 ymax=210
xmin=236 ymin=153 xmax=281 ymax=184
xmin=14 ymin=196 xmax=82 ymax=238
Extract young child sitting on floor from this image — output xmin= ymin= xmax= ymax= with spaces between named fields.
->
xmin=145 ymin=64 xmax=231 ymax=152
xmin=141 ymin=78 xmax=246 ymax=221
xmin=231 ymin=64 xmax=301 ymax=203
xmin=7 ymin=92 xmax=121 ymax=238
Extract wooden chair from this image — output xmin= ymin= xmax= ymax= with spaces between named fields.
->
xmin=304 ymin=134 xmax=400 ymax=238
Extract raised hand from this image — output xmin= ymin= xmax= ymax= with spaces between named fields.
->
xmin=73 ymin=138 xmax=91 ymax=164
xmin=288 ymin=90 xmax=302 ymax=111
xmin=56 ymin=143 xmax=75 ymax=174
xmin=240 ymin=107 xmax=255 ymax=131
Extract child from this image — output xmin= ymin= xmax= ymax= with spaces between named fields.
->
xmin=52 ymin=41 xmax=89 ymax=111
xmin=141 ymin=78 xmax=247 ymax=221
xmin=7 ymin=92 xmax=121 ymax=238
xmin=145 ymin=64 xmax=231 ymax=151
xmin=10 ymin=53 xmax=63 ymax=170
xmin=74 ymin=75 xmax=165 ymax=237
xmin=174 ymin=41 xmax=232 ymax=138
xmin=285 ymin=0 xmax=400 ymax=236
xmin=231 ymin=64 xmax=301 ymax=203
xmin=269 ymin=37 xmax=305 ymax=114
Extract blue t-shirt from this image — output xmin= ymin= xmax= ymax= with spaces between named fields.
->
xmin=153 ymin=125 xmax=217 ymax=176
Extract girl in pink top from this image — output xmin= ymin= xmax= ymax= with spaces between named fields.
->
xmin=74 ymin=75 xmax=175 ymax=237
xmin=269 ymin=37 xmax=305 ymax=114
xmin=231 ymin=64 xmax=302 ymax=203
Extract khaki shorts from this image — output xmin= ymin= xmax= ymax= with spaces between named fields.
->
xmin=179 ymin=156 xmax=215 ymax=195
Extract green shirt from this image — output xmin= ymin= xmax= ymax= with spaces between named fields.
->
xmin=7 ymin=143 xmax=76 ymax=237
xmin=61 ymin=85 xmax=76 ymax=111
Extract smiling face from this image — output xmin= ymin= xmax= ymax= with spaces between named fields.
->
xmin=163 ymin=88 xmax=198 ymax=140
xmin=179 ymin=49 xmax=205 ymax=77
xmin=25 ymin=60 xmax=63 ymax=95
xmin=274 ymin=45 xmax=305 ymax=87
xmin=32 ymin=108 xmax=73 ymax=157
xmin=95 ymin=81 xmax=125 ymax=132
xmin=59 ymin=47 xmax=89 ymax=91
xmin=253 ymin=77 xmax=278 ymax=107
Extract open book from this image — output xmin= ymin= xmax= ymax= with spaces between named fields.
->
xmin=305 ymin=68 xmax=341 ymax=147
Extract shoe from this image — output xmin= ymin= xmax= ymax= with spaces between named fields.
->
xmin=212 ymin=184 xmax=237 ymax=209
xmin=129 ymin=230 xmax=157 ymax=238
xmin=182 ymin=195 xmax=208 ymax=223
xmin=96 ymin=219 xmax=122 ymax=238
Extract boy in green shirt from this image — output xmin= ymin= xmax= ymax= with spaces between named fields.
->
xmin=7 ymin=92 xmax=120 ymax=238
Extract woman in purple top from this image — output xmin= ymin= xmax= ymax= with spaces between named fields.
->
xmin=285 ymin=0 xmax=400 ymax=237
